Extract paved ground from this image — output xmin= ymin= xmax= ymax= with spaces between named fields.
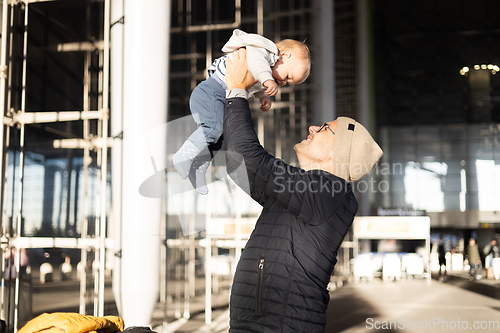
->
xmin=157 ymin=272 xmax=500 ymax=333
xmin=12 ymin=269 xmax=500 ymax=332
xmin=326 ymin=276 xmax=500 ymax=333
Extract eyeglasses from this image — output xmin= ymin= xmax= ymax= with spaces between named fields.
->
xmin=317 ymin=123 xmax=335 ymax=136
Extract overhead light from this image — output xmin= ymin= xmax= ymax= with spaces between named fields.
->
xmin=460 ymin=64 xmax=499 ymax=75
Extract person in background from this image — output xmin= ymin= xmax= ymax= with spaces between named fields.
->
xmin=4 ymin=248 xmax=29 ymax=281
xmin=437 ymin=235 xmax=447 ymax=281
xmin=466 ymin=238 xmax=481 ymax=280
xmin=485 ymin=238 xmax=500 ymax=280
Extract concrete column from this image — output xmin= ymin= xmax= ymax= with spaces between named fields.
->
xmin=312 ymin=0 xmax=335 ymax=124
xmin=114 ymin=0 xmax=170 ymax=326
xmin=111 ymin=0 xmax=124 ymax=316
xmin=357 ymin=0 xmax=370 ymax=130
xmin=357 ymin=0 xmax=373 ymax=216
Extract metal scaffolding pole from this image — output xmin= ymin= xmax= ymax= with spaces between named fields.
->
xmin=256 ymin=0 xmax=264 ymax=145
xmin=0 ymin=2 xmax=15 ymax=324
xmin=0 ymin=0 xmax=10 ymax=322
xmin=13 ymin=3 xmax=29 ymax=330
xmin=0 ymin=0 xmax=9 ymax=223
xmin=79 ymin=9 xmax=92 ymax=312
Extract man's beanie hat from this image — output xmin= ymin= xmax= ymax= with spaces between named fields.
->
xmin=332 ymin=117 xmax=383 ymax=182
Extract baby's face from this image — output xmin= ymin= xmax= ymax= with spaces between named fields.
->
xmin=272 ymin=52 xmax=308 ymax=86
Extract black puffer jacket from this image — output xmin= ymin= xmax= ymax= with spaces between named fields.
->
xmin=224 ymin=97 xmax=358 ymax=332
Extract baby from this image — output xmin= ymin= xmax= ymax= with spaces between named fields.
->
xmin=173 ymin=29 xmax=311 ymax=194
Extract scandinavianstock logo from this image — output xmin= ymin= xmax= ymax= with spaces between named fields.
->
xmin=138 ymin=114 xmax=251 ymax=196
xmin=272 ymin=161 xmax=393 ymax=195
xmin=138 ymin=115 xmax=251 ymax=236
xmin=138 ymin=115 xmax=394 ymax=234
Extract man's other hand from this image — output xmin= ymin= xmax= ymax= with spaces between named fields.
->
xmin=225 ymin=48 xmax=257 ymax=91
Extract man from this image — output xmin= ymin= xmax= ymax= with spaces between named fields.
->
xmin=466 ymin=238 xmax=481 ymax=280
xmin=223 ymin=48 xmax=383 ymax=332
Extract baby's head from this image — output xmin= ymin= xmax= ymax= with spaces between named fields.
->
xmin=273 ymin=39 xmax=311 ymax=86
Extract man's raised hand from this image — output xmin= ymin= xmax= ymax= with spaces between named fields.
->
xmin=225 ymin=48 xmax=257 ymax=91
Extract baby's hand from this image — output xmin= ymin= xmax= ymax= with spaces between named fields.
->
xmin=263 ymin=80 xmax=278 ymax=96
xmin=260 ymin=96 xmax=272 ymax=112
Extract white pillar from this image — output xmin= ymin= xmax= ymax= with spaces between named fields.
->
xmin=312 ymin=0 xmax=335 ymax=123
xmin=111 ymin=0 xmax=124 ymax=316
xmin=117 ymin=0 xmax=170 ymax=326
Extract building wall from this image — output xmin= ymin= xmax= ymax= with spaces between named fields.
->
xmin=373 ymin=0 xmax=500 ymax=234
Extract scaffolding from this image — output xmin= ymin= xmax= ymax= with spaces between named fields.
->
xmin=0 ymin=0 xmax=111 ymax=330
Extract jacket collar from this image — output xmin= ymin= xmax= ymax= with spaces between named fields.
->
xmin=307 ymin=169 xmax=353 ymax=193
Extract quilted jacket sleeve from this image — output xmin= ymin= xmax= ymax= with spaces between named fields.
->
xmin=223 ymin=97 xmax=346 ymax=224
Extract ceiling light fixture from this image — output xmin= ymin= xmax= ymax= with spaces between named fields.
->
xmin=460 ymin=64 xmax=499 ymax=76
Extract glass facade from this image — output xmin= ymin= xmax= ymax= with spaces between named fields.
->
xmin=380 ymin=124 xmax=500 ymax=214
xmin=373 ymin=0 xmax=500 ymax=232
xmin=10 ymin=1 xmax=109 ymax=237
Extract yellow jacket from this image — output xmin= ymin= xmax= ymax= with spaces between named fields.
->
xmin=18 ymin=312 xmax=124 ymax=333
